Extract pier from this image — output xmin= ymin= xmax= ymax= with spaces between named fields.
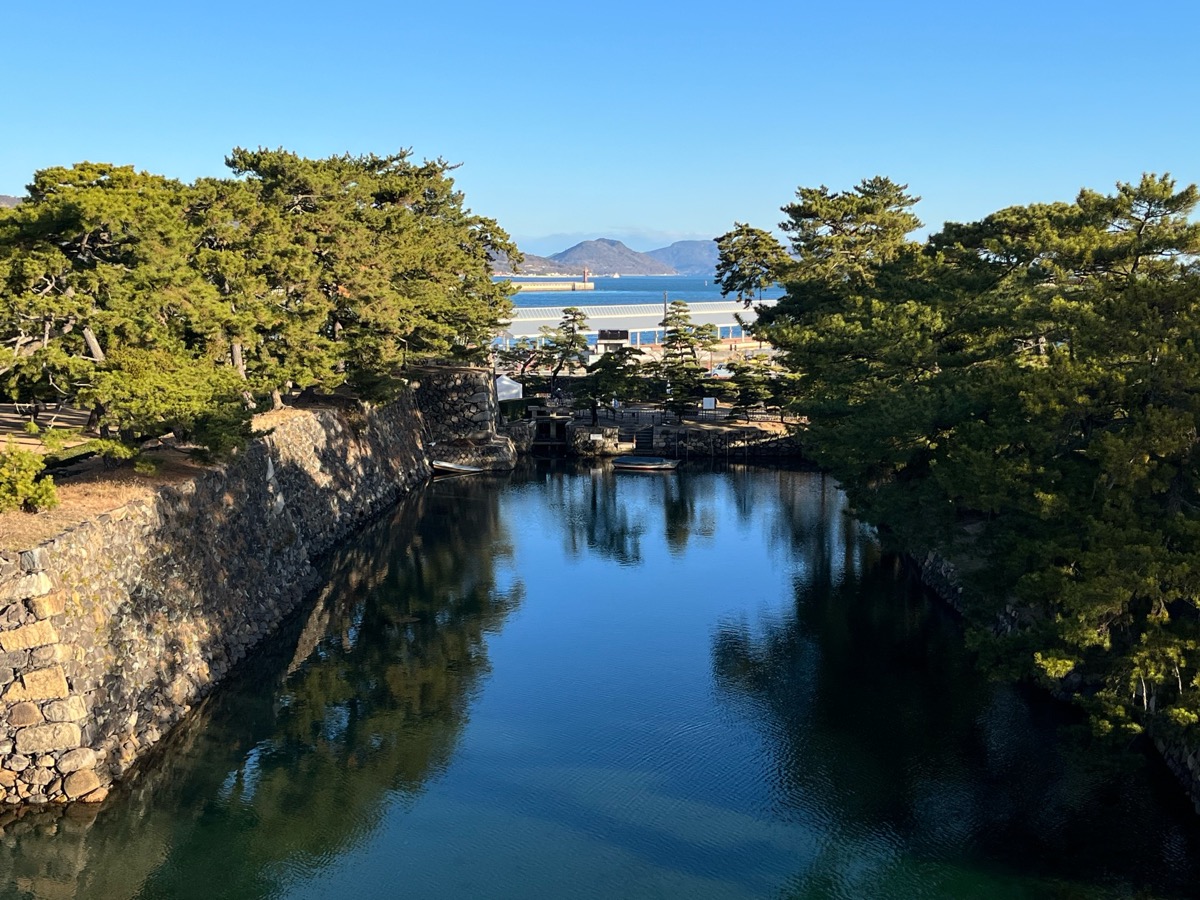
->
xmin=510 ymin=281 xmax=595 ymax=293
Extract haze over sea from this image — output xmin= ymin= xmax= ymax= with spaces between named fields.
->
xmin=506 ymin=275 xmax=785 ymax=310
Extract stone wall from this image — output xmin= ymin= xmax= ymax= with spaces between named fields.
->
xmin=412 ymin=366 xmax=499 ymax=443
xmin=568 ymin=423 xmax=622 ymax=458
xmin=499 ymin=419 xmax=534 ymax=454
xmin=917 ymin=548 xmax=1200 ymax=813
xmin=0 ymin=395 xmax=429 ymax=807
xmin=412 ymin=366 xmax=517 ymax=470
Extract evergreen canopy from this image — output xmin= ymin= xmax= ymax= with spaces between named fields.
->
xmin=0 ymin=149 xmax=517 ymax=448
xmin=752 ymin=173 xmax=1200 ymax=740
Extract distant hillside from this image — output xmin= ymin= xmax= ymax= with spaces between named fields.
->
xmin=0 ymin=195 xmax=21 ymax=208
xmin=489 ymin=250 xmax=584 ymax=277
xmin=550 ymin=239 xmax=675 ymax=276
xmin=646 ymin=240 xmax=718 ymax=276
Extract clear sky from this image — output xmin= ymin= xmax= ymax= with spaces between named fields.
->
xmin=3 ymin=1 xmax=1197 ymax=256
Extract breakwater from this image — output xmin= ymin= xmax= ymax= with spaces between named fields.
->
xmin=510 ymin=281 xmax=594 ymax=292
xmin=0 ymin=368 xmax=512 ymax=808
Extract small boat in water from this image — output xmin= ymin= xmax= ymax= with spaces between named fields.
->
xmin=611 ymin=455 xmax=679 ymax=471
xmin=432 ymin=460 xmax=484 ymax=476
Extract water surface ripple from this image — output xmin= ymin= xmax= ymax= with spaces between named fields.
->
xmin=2 ymin=464 xmax=1199 ymax=899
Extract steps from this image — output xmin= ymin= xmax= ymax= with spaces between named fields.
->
xmin=632 ymin=427 xmax=655 ymax=455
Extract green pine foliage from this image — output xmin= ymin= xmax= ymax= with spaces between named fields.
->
xmin=0 ymin=149 xmax=517 ymax=463
xmin=0 ymin=440 xmax=58 ymax=513
xmin=714 ymin=222 xmax=792 ymax=306
xmin=655 ymin=300 xmax=720 ymax=417
xmin=753 ymin=173 xmax=1200 ymax=741
xmin=540 ymin=307 xmax=590 ymax=394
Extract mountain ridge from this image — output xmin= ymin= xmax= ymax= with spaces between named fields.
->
xmin=645 ymin=240 xmax=717 ymax=275
xmin=490 ymin=236 xmax=721 ymax=277
xmin=549 ymin=239 xmax=675 ymax=276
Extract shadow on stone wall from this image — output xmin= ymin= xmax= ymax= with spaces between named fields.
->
xmin=0 ymin=475 xmax=523 ymax=897
xmin=0 ymin=395 xmax=431 ymax=809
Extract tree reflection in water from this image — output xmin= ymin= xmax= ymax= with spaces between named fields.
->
xmin=547 ymin=460 xmax=728 ymax=563
xmin=0 ymin=476 xmax=522 ymax=900
xmin=711 ymin=476 xmax=1200 ymax=897
xmin=4 ymin=467 xmax=1200 ymax=899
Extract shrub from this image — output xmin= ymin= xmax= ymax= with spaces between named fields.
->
xmin=0 ymin=441 xmax=59 ymax=513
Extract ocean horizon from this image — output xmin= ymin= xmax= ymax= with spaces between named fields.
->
xmin=502 ymin=274 xmax=785 ymax=309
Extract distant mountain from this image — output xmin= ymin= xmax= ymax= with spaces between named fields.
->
xmin=0 ymin=195 xmax=21 ymax=208
xmin=549 ymin=239 xmax=675 ymax=276
xmin=489 ymin=250 xmax=584 ymax=277
xmin=646 ymin=240 xmax=718 ymax=276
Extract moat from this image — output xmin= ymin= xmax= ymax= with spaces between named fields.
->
xmin=3 ymin=464 xmax=1200 ymax=898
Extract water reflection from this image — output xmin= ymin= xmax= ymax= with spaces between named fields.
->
xmin=712 ymin=485 xmax=1200 ymax=897
xmin=0 ymin=477 xmax=521 ymax=899
xmin=2 ymin=467 xmax=1200 ymax=899
xmin=548 ymin=462 xmax=735 ymax=563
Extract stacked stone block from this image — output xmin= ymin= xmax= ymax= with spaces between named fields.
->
xmin=0 ymin=394 xmax=430 ymax=807
xmin=412 ymin=366 xmax=517 ymax=470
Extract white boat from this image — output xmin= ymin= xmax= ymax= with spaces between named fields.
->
xmin=611 ymin=455 xmax=679 ymax=471
xmin=432 ymin=460 xmax=484 ymax=476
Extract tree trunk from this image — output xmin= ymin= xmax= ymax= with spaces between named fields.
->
xmin=231 ymin=343 xmax=256 ymax=409
xmin=82 ymin=326 xmax=106 ymax=363
xmin=271 ymin=389 xmax=284 ymax=411
xmin=231 ymin=342 xmax=247 ymax=379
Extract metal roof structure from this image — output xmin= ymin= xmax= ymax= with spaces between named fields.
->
xmin=499 ymin=300 xmax=776 ymax=339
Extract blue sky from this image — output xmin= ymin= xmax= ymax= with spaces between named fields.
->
xmin=3 ymin=1 xmax=1197 ymax=255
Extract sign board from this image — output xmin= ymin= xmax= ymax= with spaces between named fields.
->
xmin=589 ymin=433 xmax=604 ymax=442
xmin=597 ymin=329 xmax=629 ymax=341
xmin=702 ymin=397 xmax=716 ymax=410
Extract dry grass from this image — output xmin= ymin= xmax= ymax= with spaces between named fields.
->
xmin=0 ymin=405 xmax=308 ymax=554
xmin=0 ymin=451 xmax=217 ymax=552
xmin=249 ymin=406 xmax=311 ymax=429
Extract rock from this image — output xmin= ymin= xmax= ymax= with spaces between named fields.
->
xmin=5 ymin=755 xmax=30 ymax=772
xmin=42 ymin=697 xmax=86 ymax=722
xmin=18 ymin=550 xmax=47 ymax=573
xmin=0 ymin=572 xmax=53 ymax=604
xmin=0 ymin=667 xmax=14 ymax=685
xmin=62 ymin=770 xmax=100 ymax=800
xmin=0 ymin=621 xmax=59 ymax=653
xmin=79 ymin=786 xmax=108 ymax=804
xmin=14 ymin=723 xmax=80 ymax=754
xmin=3 ymin=666 xmax=70 ymax=702
xmin=27 ymin=594 xmax=65 ymax=620
xmin=23 ymin=768 xmax=53 ymax=787
xmin=56 ymin=749 xmax=96 ymax=774
xmin=7 ymin=702 xmax=43 ymax=727
xmin=0 ymin=652 xmax=29 ymax=669
xmin=30 ymin=645 xmax=58 ymax=664
xmin=0 ymin=770 xmax=15 ymax=787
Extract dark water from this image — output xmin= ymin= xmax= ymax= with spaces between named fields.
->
xmin=3 ymin=465 xmax=1200 ymax=899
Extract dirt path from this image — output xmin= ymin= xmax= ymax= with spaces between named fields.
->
xmin=0 ymin=404 xmax=90 ymax=452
